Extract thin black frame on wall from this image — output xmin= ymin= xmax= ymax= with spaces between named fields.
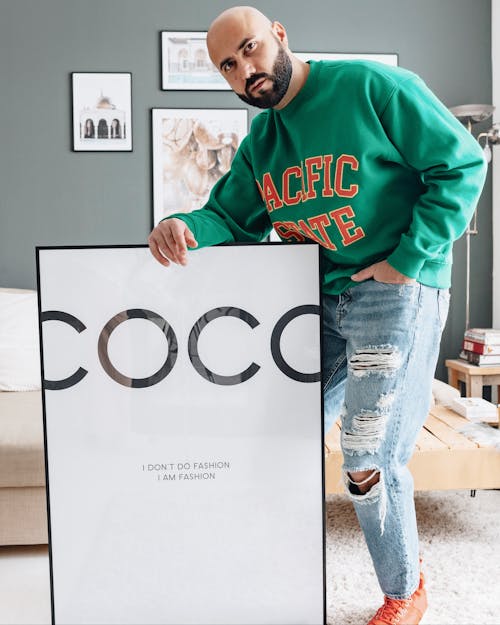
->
xmin=293 ymin=52 xmax=399 ymax=66
xmin=71 ymin=72 xmax=133 ymax=152
xmin=160 ymin=31 xmax=230 ymax=91
xmin=151 ymin=108 xmax=248 ymax=226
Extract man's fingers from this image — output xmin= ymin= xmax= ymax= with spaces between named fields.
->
xmin=148 ymin=237 xmax=171 ymax=266
xmin=351 ymin=260 xmax=415 ymax=284
xmin=164 ymin=228 xmax=183 ymax=263
xmin=148 ymin=227 xmax=179 ymax=266
xmin=148 ymin=218 xmax=196 ymax=266
xmin=185 ymin=228 xmax=198 ymax=248
xmin=351 ymin=266 xmax=373 ymax=282
xmin=170 ymin=224 xmax=198 ymax=265
xmin=168 ymin=228 xmax=190 ymax=265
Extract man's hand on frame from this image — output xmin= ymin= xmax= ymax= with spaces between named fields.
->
xmin=148 ymin=218 xmax=198 ymax=267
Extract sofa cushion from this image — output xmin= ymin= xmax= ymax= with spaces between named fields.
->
xmin=431 ymin=378 xmax=461 ymax=407
xmin=0 ymin=486 xmax=48 ymax=545
xmin=0 ymin=390 xmax=45 ymax=487
xmin=0 ymin=288 xmax=41 ymax=391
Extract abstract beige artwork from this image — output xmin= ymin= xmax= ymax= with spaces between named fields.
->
xmin=152 ymin=109 xmax=248 ymax=224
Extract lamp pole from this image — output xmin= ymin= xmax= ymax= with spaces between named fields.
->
xmin=448 ymin=104 xmax=494 ymax=334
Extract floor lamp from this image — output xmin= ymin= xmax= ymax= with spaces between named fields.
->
xmin=448 ymin=104 xmax=495 ymax=334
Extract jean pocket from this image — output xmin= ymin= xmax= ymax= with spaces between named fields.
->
xmin=368 ymin=278 xmax=417 ymax=287
xmin=366 ymin=279 xmax=419 ymax=297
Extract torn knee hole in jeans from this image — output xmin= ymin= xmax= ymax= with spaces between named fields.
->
xmin=347 ymin=469 xmax=380 ymax=494
xmin=349 ymin=345 xmax=402 ymax=378
xmin=343 ymin=467 xmax=387 ymax=535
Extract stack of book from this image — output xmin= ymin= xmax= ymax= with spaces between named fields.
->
xmin=462 ymin=328 xmax=500 ymax=366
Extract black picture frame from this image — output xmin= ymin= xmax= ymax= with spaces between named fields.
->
xmin=160 ymin=31 xmax=230 ymax=91
xmin=293 ymin=51 xmax=399 ymax=66
xmin=36 ymin=243 xmax=326 ymax=625
xmin=71 ymin=72 xmax=133 ymax=152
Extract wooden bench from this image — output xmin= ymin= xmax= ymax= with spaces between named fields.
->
xmin=324 ymin=404 xmax=500 ymax=494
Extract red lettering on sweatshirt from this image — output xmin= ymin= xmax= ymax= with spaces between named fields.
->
xmin=282 ymin=166 xmax=302 ymax=205
xmin=334 ymin=155 xmax=359 ymax=198
xmin=305 ymin=156 xmax=323 ymax=200
xmin=297 ymin=216 xmax=338 ymax=250
xmin=322 ymin=155 xmax=334 ymax=197
xmin=257 ymin=153 xmax=359 ymax=213
xmin=259 ymin=172 xmax=284 ymax=212
xmin=308 ymin=213 xmax=337 ymax=250
xmin=273 ymin=221 xmax=306 ymax=242
xmin=297 ymin=218 xmax=325 ymax=246
xmin=329 ymin=206 xmax=365 ymax=246
xmin=275 ymin=210 xmax=363 ymax=250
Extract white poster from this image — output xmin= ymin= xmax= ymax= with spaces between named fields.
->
xmin=37 ymin=244 xmax=324 ymax=625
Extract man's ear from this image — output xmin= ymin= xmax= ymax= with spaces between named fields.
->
xmin=271 ymin=21 xmax=288 ymax=47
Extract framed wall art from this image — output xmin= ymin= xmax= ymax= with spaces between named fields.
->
xmin=72 ymin=72 xmax=133 ymax=151
xmin=294 ymin=51 xmax=399 ymax=66
xmin=152 ymin=108 xmax=248 ymax=225
xmin=161 ymin=31 xmax=230 ymax=90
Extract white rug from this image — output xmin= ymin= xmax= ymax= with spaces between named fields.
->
xmin=326 ymin=489 xmax=500 ymax=625
xmin=1 ymin=489 xmax=498 ymax=624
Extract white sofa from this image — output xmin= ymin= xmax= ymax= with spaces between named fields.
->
xmin=0 ymin=390 xmax=47 ymax=545
xmin=0 ymin=287 xmax=47 ymax=545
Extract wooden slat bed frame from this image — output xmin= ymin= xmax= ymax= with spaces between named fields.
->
xmin=324 ymin=405 xmax=500 ymax=494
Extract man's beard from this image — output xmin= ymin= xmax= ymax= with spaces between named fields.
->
xmin=237 ymin=45 xmax=293 ymax=109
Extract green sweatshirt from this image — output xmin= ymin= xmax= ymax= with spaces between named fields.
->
xmin=167 ymin=60 xmax=487 ymax=294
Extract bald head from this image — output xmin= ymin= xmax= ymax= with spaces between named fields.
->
xmin=207 ymin=6 xmax=273 ymax=55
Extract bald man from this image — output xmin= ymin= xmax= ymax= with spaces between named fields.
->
xmin=149 ymin=7 xmax=486 ymax=624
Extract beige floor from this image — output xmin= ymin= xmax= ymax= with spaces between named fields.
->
xmin=0 ymin=545 xmax=51 ymax=625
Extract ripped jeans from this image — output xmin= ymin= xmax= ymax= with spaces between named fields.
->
xmin=323 ymin=280 xmax=450 ymax=599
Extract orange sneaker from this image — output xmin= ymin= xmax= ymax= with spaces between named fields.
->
xmin=367 ymin=570 xmax=427 ymax=625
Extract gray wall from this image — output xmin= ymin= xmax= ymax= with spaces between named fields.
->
xmin=0 ymin=0 xmax=492 ymax=380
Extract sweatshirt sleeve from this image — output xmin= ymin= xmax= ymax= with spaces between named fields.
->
xmin=380 ymin=76 xmax=488 ymax=278
xmin=164 ymin=135 xmax=272 ymax=248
